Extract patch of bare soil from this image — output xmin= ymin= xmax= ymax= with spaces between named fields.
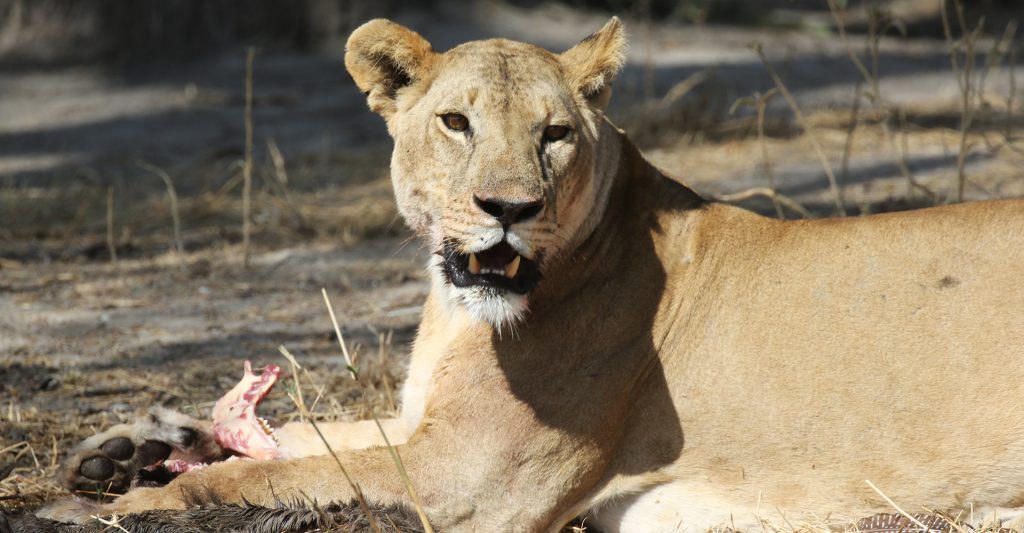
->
xmin=0 ymin=178 xmax=429 ymax=515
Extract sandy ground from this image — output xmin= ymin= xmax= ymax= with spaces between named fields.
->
xmin=2 ymin=0 xmax=1024 ymax=529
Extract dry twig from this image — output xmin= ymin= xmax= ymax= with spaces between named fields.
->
xmin=105 ymin=187 xmax=117 ymax=263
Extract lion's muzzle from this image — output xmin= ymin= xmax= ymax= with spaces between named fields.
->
xmin=440 ymin=240 xmax=542 ymax=294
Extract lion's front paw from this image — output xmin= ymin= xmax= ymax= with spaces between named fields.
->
xmin=58 ymin=406 xmax=223 ymax=496
xmin=36 ymin=486 xmax=187 ymax=526
xmin=33 ymin=497 xmax=102 ymax=525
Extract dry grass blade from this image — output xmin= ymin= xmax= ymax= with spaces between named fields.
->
xmin=287 ymin=386 xmax=383 ymax=533
xmin=865 ymin=479 xmax=931 ymax=532
xmin=321 ymin=288 xmax=356 ymax=378
xmin=242 ymin=46 xmax=256 ymax=267
xmin=265 ymin=138 xmax=310 ymax=227
xmin=267 ymin=138 xmax=290 ymax=187
xmin=751 ymin=43 xmax=846 ymax=216
xmin=321 ymin=289 xmax=435 ymax=533
xmin=278 ymin=346 xmax=307 ymax=424
xmin=137 ymin=160 xmax=184 ymax=255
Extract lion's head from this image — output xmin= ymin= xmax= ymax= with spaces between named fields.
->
xmin=345 ymin=18 xmax=627 ymax=329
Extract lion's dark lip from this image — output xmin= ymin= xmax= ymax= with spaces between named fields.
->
xmin=439 ymin=240 xmax=542 ymax=294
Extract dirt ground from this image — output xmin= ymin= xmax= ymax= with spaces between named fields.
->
xmin=2 ymin=1 xmax=1024 ymax=531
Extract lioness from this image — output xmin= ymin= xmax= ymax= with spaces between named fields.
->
xmin=42 ymin=17 xmax=1024 ymax=533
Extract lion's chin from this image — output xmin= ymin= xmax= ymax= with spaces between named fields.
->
xmin=449 ymin=285 xmax=528 ymax=333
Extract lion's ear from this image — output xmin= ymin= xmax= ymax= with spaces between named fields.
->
xmin=345 ymin=19 xmax=436 ymax=119
xmin=559 ymin=17 xmax=628 ymax=109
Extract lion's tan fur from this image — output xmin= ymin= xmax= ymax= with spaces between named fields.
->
xmin=61 ymin=18 xmax=1024 ymax=533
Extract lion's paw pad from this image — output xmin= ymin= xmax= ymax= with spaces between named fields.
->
xmin=59 ymin=406 xmax=222 ymax=496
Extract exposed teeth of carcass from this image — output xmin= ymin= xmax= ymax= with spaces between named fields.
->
xmin=257 ymin=416 xmax=279 ymax=445
xmin=505 ymin=255 xmax=521 ymax=278
xmin=468 ymin=253 xmax=481 ymax=275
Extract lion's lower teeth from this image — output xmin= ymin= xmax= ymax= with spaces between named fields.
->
xmin=505 ymin=255 xmax=521 ymax=278
xmin=468 ymin=253 xmax=520 ymax=278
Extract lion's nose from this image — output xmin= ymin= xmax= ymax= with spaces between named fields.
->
xmin=473 ymin=195 xmax=544 ymax=226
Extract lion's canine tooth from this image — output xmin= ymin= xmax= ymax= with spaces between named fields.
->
xmin=468 ymin=253 xmax=481 ymax=275
xmin=505 ymin=255 xmax=521 ymax=278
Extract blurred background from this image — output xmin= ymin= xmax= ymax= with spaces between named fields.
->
xmin=2 ymin=0 xmax=1024 ymax=519
xmin=2 ymin=0 xmax=1023 ymax=259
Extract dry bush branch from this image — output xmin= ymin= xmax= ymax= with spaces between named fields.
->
xmin=942 ymin=0 xmax=986 ymax=202
xmin=730 ymin=89 xmax=787 ymax=219
xmin=1008 ymin=40 xmax=1017 ymax=144
xmin=829 ymin=0 xmax=935 ymax=202
xmin=840 ymin=79 xmax=863 ymax=192
xmin=979 ymin=21 xmax=1017 ymax=152
xmin=978 ymin=21 xmax=1016 ymax=109
xmin=711 ymin=187 xmax=813 ymax=219
xmin=751 ymin=43 xmax=846 ymax=216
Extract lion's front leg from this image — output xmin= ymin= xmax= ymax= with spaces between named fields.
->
xmin=103 ymin=447 xmax=410 ymax=517
xmin=36 ymin=450 xmax=404 ymax=525
xmin=276 ymin=417 xmax=415 ymax=456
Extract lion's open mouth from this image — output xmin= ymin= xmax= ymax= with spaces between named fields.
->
xmin=441 ymin=240 xmax=541 ymax=294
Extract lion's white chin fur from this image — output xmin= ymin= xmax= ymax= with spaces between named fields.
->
xmin=428 ymin=247 xmax=530 ymax=333
xmin=452 ymin=286 xmax=528 ymax=332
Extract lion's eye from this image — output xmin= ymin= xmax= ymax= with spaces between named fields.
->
xmin=543 ymin=125 xmax=570 ymax=142
xmin=441 ymin=113 xmax=469 ymax=132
